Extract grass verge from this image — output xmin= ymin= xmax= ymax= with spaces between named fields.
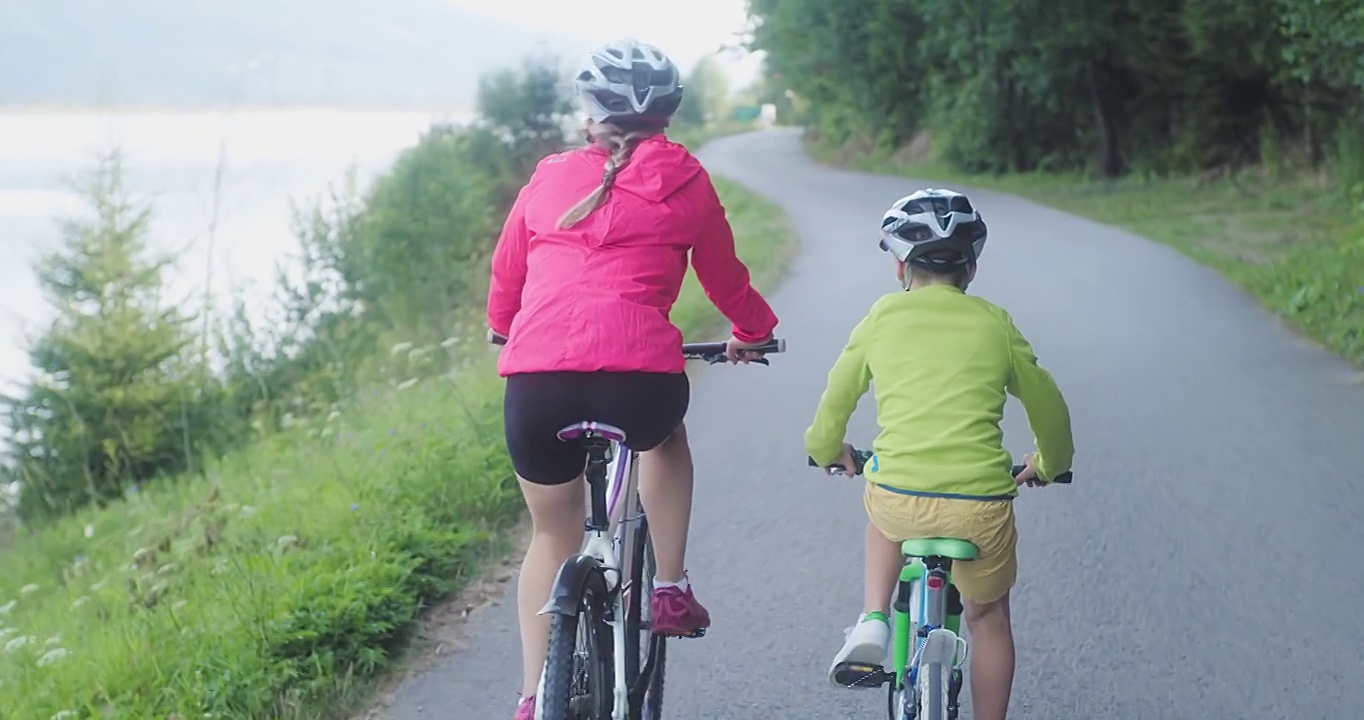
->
xmin=810 ymin=140 xmax=1364 ymax=368
xmin=0 ymin=177 xmax=797 ymax=720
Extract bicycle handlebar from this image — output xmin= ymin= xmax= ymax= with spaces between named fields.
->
xmin=681 ymin=338 xmax=785 ymax=365
xmin=487 ymin=329 xmax=786 ymax=365
xmin=807 ymin=447 xmax=1074 ymax=485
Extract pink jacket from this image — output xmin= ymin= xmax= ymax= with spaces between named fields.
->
xmin=487 ymin=134 xmax=779 ymax=377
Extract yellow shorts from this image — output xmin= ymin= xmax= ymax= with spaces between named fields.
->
xmin=863 ymin=483 xmax=1017 ymax=605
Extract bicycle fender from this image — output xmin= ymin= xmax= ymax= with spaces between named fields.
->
xmin=538 ymin=553 xmax=611 ymax=617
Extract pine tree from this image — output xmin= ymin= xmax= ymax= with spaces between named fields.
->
xmin=2 ymin=150 xmax=210 ymax=521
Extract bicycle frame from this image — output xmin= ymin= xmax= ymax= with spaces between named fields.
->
xmin=534 ymin=425 xmax=644 ymax=720
xmin=891 ymin=556 xmax=965 ymax=720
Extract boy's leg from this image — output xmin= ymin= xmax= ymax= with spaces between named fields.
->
xmin=829 ymin=488 xmax=909 ymax=687
xmin=829 ymin=520 xmax=900 ymax=685
xmin=963 ymin=593 xmax=1013 ymax=720
xmin=946 ymin=499 xmax=1019 ymax=720
xmin=864 ymin=519 xmax=903 ymax=615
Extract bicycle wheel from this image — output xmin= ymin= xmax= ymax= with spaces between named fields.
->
xmin=917 ymin=661 xmax=947 ymax=720
xmin=624 ymin=506 xmax=666 ymax=719
xmin=541 ymin=579 xmax=614 ymax=720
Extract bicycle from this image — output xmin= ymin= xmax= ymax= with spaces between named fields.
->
xmin=808 ymin=448 xmax=1072 ymax=720
xmin=489 ymin=331 xmax=786 ymax=720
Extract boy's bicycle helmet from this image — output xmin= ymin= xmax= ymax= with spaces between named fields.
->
xmin=878 ymin=188 xmax=988 ymax=272
xmin=574 ymin=38 xmax=684 ymax=127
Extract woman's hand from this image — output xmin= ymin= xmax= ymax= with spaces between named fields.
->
xmin=724 ymin=335 xmax=771 ymax=364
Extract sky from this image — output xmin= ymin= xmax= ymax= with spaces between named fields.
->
xmin=445 ymin=0 xmax=764 ymax=90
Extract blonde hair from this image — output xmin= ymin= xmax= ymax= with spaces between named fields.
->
xmin=557 ymin=122 xmax=657 ymax=229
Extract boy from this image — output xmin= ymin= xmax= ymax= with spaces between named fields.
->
xmin=804 ymin=189 xmax=1074 ymax=720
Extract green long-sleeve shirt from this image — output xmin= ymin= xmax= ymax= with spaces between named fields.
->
xmin=805 ymin=285 xmax=1074 ymax=498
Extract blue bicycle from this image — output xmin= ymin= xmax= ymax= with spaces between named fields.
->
xmin=809 ymin=448 xmax=1072 ymax=720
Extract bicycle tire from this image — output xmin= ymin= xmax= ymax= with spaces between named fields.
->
xmin=918 ymin=662 xmax=947 ymax=720
xmin=624 ymin=505 xmax=667 ymax=719
xmin=541 ymin=581 xmax=614 ymax=720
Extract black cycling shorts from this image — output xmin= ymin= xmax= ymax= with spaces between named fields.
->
xmin=503 ymin=371 xmax=690 ymax=485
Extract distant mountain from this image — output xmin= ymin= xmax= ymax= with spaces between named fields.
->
xmin=0 ymin=0 xmax=581 ymax=109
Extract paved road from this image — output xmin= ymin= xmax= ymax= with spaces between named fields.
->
xmin=387 ymin=129 xmax=1364 ymax=720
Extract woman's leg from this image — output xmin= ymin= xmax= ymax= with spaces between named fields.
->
xmin=636 ymin=422 xmax=693 ymax=583
xmin=516 ymin=474 xmax=586 ymax=698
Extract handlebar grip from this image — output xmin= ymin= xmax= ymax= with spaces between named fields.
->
xmin=487 ymin=329 xmax=508 ymax=346
xmin=1011 ymin=465 xmax=1073 ymax=484
xmin=680 ymin=338 xmax=787 ymax=356
xmin=807 ymin=448 xmax=874 ymax=476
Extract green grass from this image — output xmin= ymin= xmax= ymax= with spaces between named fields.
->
xmin=810 ymin=140 xmax=1364 ymax=368
xmin=0 ymin=178 xmax=796 ymax=720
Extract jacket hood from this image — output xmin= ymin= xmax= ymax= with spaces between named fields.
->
xmin=581 ymin=134 xmax=704 ymax=203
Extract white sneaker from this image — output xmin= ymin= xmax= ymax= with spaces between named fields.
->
xmin=828 ymin=612 xmax=891 ymax=688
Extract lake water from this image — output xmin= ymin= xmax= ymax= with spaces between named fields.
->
xmin=0 ymin=108 xmax=462 ymax=394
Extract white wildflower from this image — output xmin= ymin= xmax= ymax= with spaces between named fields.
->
xmin=37 ymin=648 xmax=69 ymax=667
xmin=0 ymin=600 xmax=15 ymax=615
xmin=240 ymin=505 xmax=257 ymax=519
xmin=390 ymin=342 xmax=414 ymax=356
xmin=440 ymin=336 xmax=459 ymax=348
xmin=0 ymin=627 xmax=15 ymax=639
xmin=172 ymin=600 xmax=188 ymax=612
xmin=156 ymin=563 xmax=178 ymax=576
xmin=327 ymin=410 xmax=341 ymax=423
xmin=71 ymin=597 xmax=89 ymax=610
xmin=4 ymin=635 xmax=32 ymax=652
xmin=277 ymin=534 xmax=299 ymax=549
xmin=280 ymin=413 xmax=296 ymax=428
xmin=321 ymin=426 xmax=335 ymax=438
xmin=84 ymin=524 xmax=95 ymax=539
xmin=44 ymin=635 xmax=61 ymax=647
xmin=90 ymin=580 xmax=108 ymax=592
xmin=397 ymin=377 xmax=419 ymax=391
xmin=51 ymin=711 xmax=77 ymax=720
xmin=20 ymin=584 xmax=38 ymax=595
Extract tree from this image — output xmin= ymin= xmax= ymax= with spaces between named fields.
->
xmin=676 ymin=55 xmax=731 ymax=127
xmin=1 ymin=150 xmax=211 ymax=521
xmin=472 ymin=52 xmax=575 ymax=205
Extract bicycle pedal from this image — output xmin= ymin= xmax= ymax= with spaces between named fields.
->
xmin=832 ymin=661 xmax=889 ymax=688
xmin=658 ymin=628 xmax=706 ymax=639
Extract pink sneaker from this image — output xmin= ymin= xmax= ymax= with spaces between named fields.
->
xmin=650 ymin=582 xmax=711 ymax=637
xmin=514 ymin=695 xmax=535 ymax=720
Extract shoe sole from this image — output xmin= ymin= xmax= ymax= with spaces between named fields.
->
xmin=829 ymin=631 xmax=889 ymax=688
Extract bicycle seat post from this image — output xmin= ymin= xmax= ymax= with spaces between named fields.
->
xmin=582 ymin=435 xmax=613 ymax=534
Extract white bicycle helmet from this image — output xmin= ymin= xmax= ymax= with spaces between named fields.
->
xmin=878 ymin=188 xmax=988 ymax=271
xmin=573 ymin=38 xmax=684 ymax=126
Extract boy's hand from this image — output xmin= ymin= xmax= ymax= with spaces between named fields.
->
xmin=825 ymin=443 xmax=861 ymax=476
xmin=1014 ymin=451 xmax=1043 ymax=487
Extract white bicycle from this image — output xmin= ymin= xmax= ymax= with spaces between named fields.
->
xmin=491 ymin=332 xmax=785 ymax=720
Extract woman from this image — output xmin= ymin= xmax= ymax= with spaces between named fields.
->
xmin=486 ymin=38 xmax=781 ymax=720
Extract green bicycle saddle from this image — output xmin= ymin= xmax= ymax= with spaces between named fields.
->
xmin=901 ymin=537 xmax=979 ymax=561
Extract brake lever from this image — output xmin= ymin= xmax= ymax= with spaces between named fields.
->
xmin=704 ymin=355 xmax=770 ymax=365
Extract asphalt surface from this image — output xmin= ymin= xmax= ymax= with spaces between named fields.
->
xmin=386 ymin=128 xmax=1364 ymax=720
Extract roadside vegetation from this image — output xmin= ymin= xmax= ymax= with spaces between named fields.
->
xmin=0 ymin=52 xmax=796 ymax=720
xmin=749 ymin=0 xmax=1364 ymax=367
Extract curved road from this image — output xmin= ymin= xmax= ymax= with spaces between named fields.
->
xmin=386 ymin=129 xmax=1364 ymax=719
